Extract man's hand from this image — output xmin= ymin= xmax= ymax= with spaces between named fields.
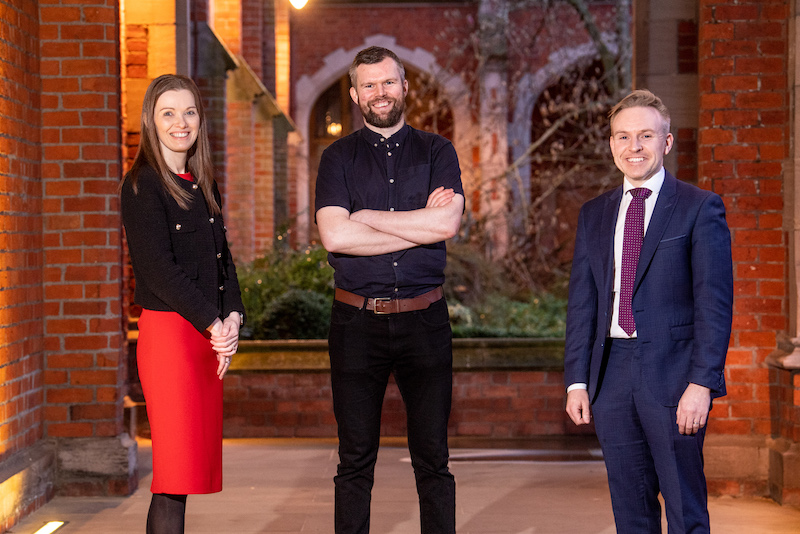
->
xmin=676 ymin=383 xmax=711 ymax=435
xmin=566 ymin=389 xmax=592 ymax=425
xmin=426 ymin=186 xmax=455 ymax=208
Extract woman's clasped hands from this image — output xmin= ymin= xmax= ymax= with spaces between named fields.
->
xmin=208 ymin=312 xmax=241 ymax=379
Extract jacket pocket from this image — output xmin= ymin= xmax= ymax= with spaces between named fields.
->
xmin=658 ymin=234 xmax=688 ymax=248
xmin=169 ymin=221 xmax=197 ymax=233
xmin=670 ymin=324 xmax=694 ymax=340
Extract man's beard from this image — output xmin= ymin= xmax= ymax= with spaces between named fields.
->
xmin=361 ymin=96 xmax=405 ymax=129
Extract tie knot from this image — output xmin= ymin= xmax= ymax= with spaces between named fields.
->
xmin=630 ymin=188 xmax=652 ymax=199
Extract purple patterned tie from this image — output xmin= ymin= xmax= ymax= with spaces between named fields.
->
xmin=619 ymin=187 xmax=652 ymax=336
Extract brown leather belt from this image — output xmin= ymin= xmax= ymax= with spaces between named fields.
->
xmin=334 ymin=286 xmax=443 ymax=314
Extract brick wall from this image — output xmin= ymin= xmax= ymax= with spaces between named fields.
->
xmin=225 ymin=98 xmax=257 ymax=259
xmin=0 ymin=0 xmax=44 ymax=469
xmin=254 ymin=119 xmax=276 ymax=250
xmin=242 ymin=0 xmax=264 ymax=79
xmin=697 ymin=0 xmax=790 ymax=488
xmin=196 ymin=74 xmax=229 ymax=191
xmin=40 ymin=0 xmax=126 ymax=440
xmin=262 ymin=0 xmax=276 ymax=95
xmin=273 ymin=120 xmax=290 ymax=240
xmin=213 ymin=0 xmax=242 ymax=55
xmin=222 ymin=370 xmax=588 ymax=439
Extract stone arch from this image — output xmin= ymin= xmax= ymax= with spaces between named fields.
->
xmin=509 ymin=35 xmax=619 ymax=205
xmin=292 ymin=34 xmax=472 ymax=243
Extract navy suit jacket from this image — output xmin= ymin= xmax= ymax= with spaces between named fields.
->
xmin=564 ymin=171 xmax=733 ymax=406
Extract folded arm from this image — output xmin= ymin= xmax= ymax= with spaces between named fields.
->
xmin=350 ymin=187 xmax=464 ymax=245
xmin=317 ymin=187 xmax=463 ymax=256
xmin=317 ymin=205 xmax=419 ymax=256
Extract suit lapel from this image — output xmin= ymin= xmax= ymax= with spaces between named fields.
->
xmin=634 ymin=172 xmax=679 ymax=291
xmin=598 ymin=186 xmax=623 ymax=299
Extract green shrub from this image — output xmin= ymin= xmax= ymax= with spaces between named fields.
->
xmin=238 ymin=245 xmax=334 ymax=339
xmin=449 ymin=293 xmax=567 ymax=338
xmin=256 ymin=289 xmax=330 ymax=340
xmin=239 ymin=243 xmax=567 ymax=340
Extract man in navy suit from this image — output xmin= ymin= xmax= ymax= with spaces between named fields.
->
xmin=564 ymin=90 xmax=733 ymax=533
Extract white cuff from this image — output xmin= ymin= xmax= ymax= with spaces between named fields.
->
xmin=566 ymin=383 xmax=588 ymax=393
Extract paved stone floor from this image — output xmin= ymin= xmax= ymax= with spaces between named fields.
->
xmin=8 ymin=437 xmax=800 ymax=533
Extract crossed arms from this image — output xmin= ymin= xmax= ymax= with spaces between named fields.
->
xmin=316 ymin=186 xmax=464 ymax=256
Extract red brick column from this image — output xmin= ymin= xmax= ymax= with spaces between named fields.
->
xmin=40 ymin=0 xmax=135 ymax=495
xmin=697 ymin=0 xmax=790 ymax=496
xmin=0 ymin=2 xmax=47 ymax=530
xmin=254 ymin=119 xmax=276 ymax=251
xmin=0 ymin=0 xmax=44 ymax=462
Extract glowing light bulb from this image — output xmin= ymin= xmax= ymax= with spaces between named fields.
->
xmin=290 ymin=0 xmax=308 ymax=9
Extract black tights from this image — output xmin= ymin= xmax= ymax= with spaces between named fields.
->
xmin=146 ymin=493 xmax=187 ymax=534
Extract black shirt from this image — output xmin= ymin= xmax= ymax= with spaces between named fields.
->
xmin=315 ymin=124 xmax=463 ymax=298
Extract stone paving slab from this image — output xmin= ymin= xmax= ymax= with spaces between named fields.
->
xmin=8 ymin=438 xmax=800 ymax=534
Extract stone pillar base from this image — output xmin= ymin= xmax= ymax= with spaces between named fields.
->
xmin=55 ymin=434 xmax=138 ymax=496
xmin=769 ymin=437 xmax=800 ymax=506
xmin=766 ymin=338 xmax=800 ymax=505
xmin=0 ymin=439 xmax=57 ymax=532
xmin=704 ymin=433 xmax=770 ymax=497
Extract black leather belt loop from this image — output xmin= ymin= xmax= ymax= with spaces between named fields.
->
xmin=334 ymin=286 xmax=444 ymax=314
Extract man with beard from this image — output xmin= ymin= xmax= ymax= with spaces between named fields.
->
xmin=315 ymin=46 xmax=464 ymax=534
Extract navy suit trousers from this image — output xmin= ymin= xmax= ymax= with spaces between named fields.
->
xmin=592 ymin=338 xmax=710 ymax=534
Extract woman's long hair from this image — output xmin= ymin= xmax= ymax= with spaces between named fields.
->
xmin=123 ymin=74 xmax=221 ymax=215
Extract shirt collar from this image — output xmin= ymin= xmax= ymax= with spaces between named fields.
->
xmin=623 ymin=167 xmax=665 ymax=197
xmin=360 ymin=123 xmax=410 ymax=147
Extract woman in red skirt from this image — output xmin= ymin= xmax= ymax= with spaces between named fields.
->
xmin=121 ymin=74 xmax=245 ymax=534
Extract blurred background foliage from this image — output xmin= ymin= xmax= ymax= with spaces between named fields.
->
xmin=238 ymin=242 xmax=566 ymax=340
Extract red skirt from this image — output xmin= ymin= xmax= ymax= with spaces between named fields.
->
xmin=137 ymin=310 xmax=223 ymax=494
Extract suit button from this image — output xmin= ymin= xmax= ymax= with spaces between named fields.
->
xmin=209 ymin=217 xmax=215 ymax=223
xmin=192 ymin=184 xmax=198 ymax=190
xmin=219 ymin=285 xmax=224 ymax=291
xmin=216 ymin=252 xmax=222 ymax=259
xmin=175 ymin=223 xmax=181 ymax=230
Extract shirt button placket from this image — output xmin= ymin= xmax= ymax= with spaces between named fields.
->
xmin=387 ymin=137 xmax=397 ymax=214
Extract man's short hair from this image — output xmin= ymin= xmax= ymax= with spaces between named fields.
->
xmin=608 ymin=89 xmax=671 ymax=134
xmin=349 ymin=46 xmax=406 ymax=87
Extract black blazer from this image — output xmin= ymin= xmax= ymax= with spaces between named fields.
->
xmin=121 ymin=164 xmax=245 ymax=333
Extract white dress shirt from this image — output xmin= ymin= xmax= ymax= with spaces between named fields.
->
xmin=567 ymin=167 xmax=665 ymax=393
xmin=609 ymin=167 xmax=665 ymax=338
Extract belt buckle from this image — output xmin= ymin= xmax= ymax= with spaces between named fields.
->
xmin=372 ymin=297 xmax=392 ymax=314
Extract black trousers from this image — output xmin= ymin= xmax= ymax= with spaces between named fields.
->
xmin=328 ymin=297 xmax=456 ymax=534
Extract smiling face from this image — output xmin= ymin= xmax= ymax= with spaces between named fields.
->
xmin=349 ymin=57 xmax=408 ymax=134
xmin=609 ymin=106 xmax=673 ymax=185
xmin=153 ymin=89 xmax=199 ymax=172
